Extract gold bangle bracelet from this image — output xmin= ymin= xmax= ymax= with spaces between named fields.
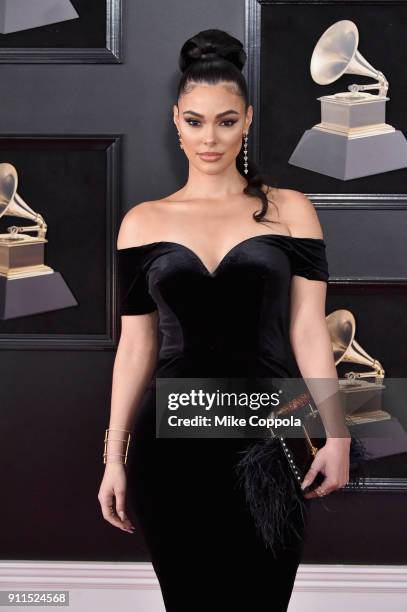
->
xmin=103 ymin=428 xmax=131 ymax=465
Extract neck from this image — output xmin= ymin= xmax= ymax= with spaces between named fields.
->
xmin=179 ymin=163 xmax=248 ymax=201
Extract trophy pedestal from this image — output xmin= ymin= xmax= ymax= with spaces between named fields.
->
xmin=351 ymin=416 xmax=407 ymax=460
xmin=339 ymin=378 xmax=385 ymax=414
xmin=288 ymin=93 xmax=407 ymax=179
xmin=289 ymin=128 xmax=407 ymax=180
xmin=0 ymin=0 xmax=79 ymax=34
xmin=0 ymin=237 xmax=77 ymax=319
xmin=0 ymin=272 xmax=77 ymax=319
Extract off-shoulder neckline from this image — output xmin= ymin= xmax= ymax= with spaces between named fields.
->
xmin=117 ymin=233 xmax=326 ymax=278
xmin=118 ymin=233 xmax=325 ymax=251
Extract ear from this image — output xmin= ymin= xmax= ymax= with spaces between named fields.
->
xmin=245 ymin=105 xmax=253 ymax=132
xmin=173 ymin=104 xmax=179 ymax=129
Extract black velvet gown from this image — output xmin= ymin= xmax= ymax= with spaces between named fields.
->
xmin=117 ymin=233 xmax=329 ymax=611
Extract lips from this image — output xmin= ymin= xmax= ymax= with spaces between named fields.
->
xmin=198 ymin=153 xmax=223 ymax=161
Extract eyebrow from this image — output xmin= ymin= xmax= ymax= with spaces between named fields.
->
xmin=182 ymin=109 xmax=240 ymax=118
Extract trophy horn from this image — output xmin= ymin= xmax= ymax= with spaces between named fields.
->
xmin=326 ymin=309 xmax=385 ymax=381
xmin=310 ymin=19 xmax=388 ymax=96
xmin=0 ymin=163 xmax=47 ymax=240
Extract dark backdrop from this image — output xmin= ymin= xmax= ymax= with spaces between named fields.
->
xmin=1 ymin=0 xmax=405 ymax=564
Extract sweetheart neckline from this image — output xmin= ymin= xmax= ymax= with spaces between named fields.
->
xmin=117 ymin=233 xmax=326 ymax=277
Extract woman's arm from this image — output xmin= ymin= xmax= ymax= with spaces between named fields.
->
xmin=98 ymin=205 xmax=158 ymax=533
xmin=106 ymin=203 xmax=159 ymax=459
xmin=99 ymin=321 xmax=157 ymax=532
xmin=285 ymin=189 xmax=350 ymax=439
xmin=107 ymin=314 xmax=158 ymax=442
xmin=285 ymin=190 xmax=351 ymax=498
xmin=290 ymin=313 xmax=352 ymax=500
xmin=290 ymin=278 xmax=350 ymax=441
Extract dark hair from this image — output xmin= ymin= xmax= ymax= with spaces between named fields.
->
xmin=176 ymin=28 xmax=279 ymax=226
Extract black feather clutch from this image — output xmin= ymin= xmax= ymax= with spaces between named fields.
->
xmin=234 ymin=389 xmax=370 ymax=557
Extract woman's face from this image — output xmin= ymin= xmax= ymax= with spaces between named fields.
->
xmin=173 ymin=82 xmax=253 ymax=175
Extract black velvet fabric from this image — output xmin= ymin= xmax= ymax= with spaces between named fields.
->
xmin=117 ymin=234 xmax=329 ymax=611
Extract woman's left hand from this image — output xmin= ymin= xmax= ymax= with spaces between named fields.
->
xmin=301 ymin=437 xmax=351 ymax=499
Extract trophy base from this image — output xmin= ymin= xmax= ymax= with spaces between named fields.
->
xmin=288 ymin=128 xmax=407 ymax=180
xmin=350 ymin=416 xmax=407 ymax=460
xmin=0 ymin=271 xmax=78 ymax=319
xmin=0 ymin=264 xmax=54 ymax=279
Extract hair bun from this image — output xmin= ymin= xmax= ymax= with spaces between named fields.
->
xmin=179 ymin=29 xmax=247 ymax=73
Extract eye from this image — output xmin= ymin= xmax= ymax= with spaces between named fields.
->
xmin=184 ymin=119 xmax=237 ymax=127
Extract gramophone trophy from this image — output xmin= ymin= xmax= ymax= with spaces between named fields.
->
xmin=288 ymin=19 xmax=407 ymax=180
xmin=0 ymin=163 xmax=77 ymax=319
xmin=326 ymin=309 xmax=407 ymax=459
xmin=0 ymin=0 xmax=78 ymax=34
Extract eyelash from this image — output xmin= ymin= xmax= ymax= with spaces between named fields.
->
xmin=185 ymin=119 xmax=237 ymax=127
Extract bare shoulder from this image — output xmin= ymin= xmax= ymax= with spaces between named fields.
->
xmin=271 ymin=188 xmax=324 ymax=239
xmin=117 ymin=200 xmax=163 ymax=249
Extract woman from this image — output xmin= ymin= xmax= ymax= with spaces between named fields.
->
xmin=98 ymin=29 xmax=351 ymax=611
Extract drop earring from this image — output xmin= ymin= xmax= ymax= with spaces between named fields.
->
xmin=177 ymin=130 xmax=183 ymax=150
xmin=243 ymin=132 xmax=249 ymax=174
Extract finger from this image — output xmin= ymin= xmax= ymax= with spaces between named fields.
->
xmin=303 ymin=489 xmax=320 ymax=499
xmin=115 ymin=491 xmax=135 ymax=530
xmin=99 ymin=498 xmax=132 ymax=532
xmin=101 ymin=500 xmax=124 ymax=528
xmin=301 ymin=466 xmax=319 ymax=490
xmin=303 ymin=473 xmax=329 ymax=498
xmin=304 ymin=485 xmax=329 ymax=499
xmin=101 ymin=504 xmax=125 ymax=529
xmin=115 ymin=490 xmax=127 ymax=521
xmin=110 ymin=501 xmax=135 ymax=533
xmin=304 ymin=478 xmax=337 ymax=499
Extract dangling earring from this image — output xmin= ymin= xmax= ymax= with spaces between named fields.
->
xmin=243 ymin=132 xmax=249 ymax=174
xmin=177 ymin=130 xmax=183 ymax=150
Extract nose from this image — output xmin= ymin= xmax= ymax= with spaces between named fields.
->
xmin=203 ymin=127 xmax=217 ymax=145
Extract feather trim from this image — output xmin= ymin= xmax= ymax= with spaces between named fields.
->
xmin=234 ymin=429 xmax=370 ymax=557
xmin=234 ymin=437 xmax=308 ymax=558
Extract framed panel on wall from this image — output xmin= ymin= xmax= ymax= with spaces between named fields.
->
xmin=0 ymin=0 xmax=122 ymax=63
xmin=0 ymin=134 xmax=121 ymax=350
xmin=245 ymin=0 xmax=407 ymax=490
